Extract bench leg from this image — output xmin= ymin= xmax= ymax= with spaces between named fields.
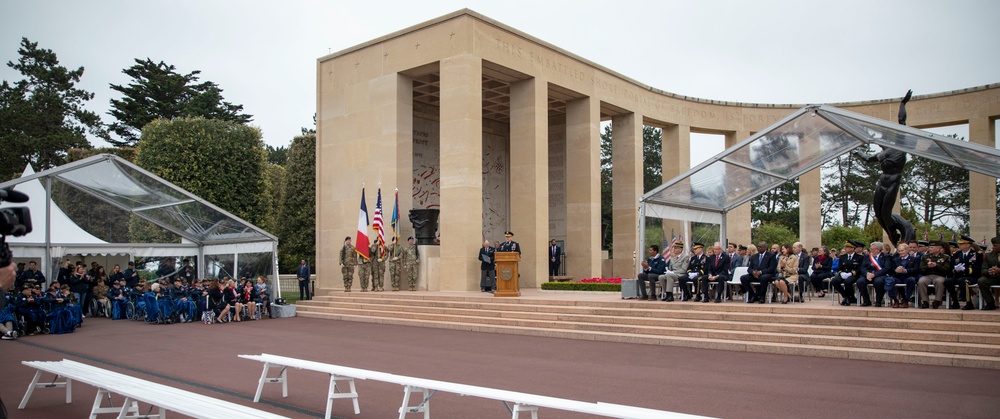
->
xmin=20 ymin=370 xmax=71 ymax=409
xmin=511 ymin=403 xmax=539 ymax=419
xmin=398 ymin=386 xmax=433 ymax=419
xmin=90 ymin=388 xmax=139 ymax=419
xmin=254 ymin=363 xmax=288 ymax=403
xmin=326 ymin=375 xmax=361 ymax=417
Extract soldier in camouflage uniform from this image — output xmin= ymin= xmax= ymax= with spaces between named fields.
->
xmin=387 ymin=237 xmax=402 ymax=291
xmin=339 ymin=236 xmax=357 ymax=292
xmin=357 ymin=245 xmax=372 ymax=292
xmin=370 ymin=242 xmax=385 ymax=291
xmin=404 ymin=236 xmax=420 ymax=291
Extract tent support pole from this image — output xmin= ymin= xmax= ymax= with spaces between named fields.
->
xmin=44 ymin=177 xmax=52 ymax=285
xmin=637 ymin=204 xmax=645 ymax=279
xmin=719 ymin=211 xmax=727 ymax=248
xmin=272 ymin=241 xmax=281 ymax=300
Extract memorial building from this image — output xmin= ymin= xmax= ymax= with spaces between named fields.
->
xmin=316 ymin=9 xmax=999 ymax=292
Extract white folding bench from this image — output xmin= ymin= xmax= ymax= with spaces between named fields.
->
xmin=375 ymin=373 xmax=714 ymax=419
xmin=239 ymin=353 xmax=394 ymax=418
xmin=20 ymin=359 xmax=289 ymax=419
xmin=240 ymin=353 xmax=715 ymax=419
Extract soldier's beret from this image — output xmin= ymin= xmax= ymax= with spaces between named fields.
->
xmin=851 ymin=240 xmax=867 ymax=248
xmin=929 ymin=240 xmax=945 ymax=247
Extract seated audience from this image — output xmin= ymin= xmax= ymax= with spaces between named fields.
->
xmin=740 ymin=241 xmax=776 ymax=304
xmin=976 ymin=236 xmax=1000 ymax=310
xmin=917 ymin=241 xmax=951 ymax=309
xmin=702 ymin=242 xmax=730 ymax=303
xmin=657 ymin=242 xmax=689 ymax=302
xmin=636 ymin=245 xmax=666 ymax=301
xmin=857 ymin=241 xmax=893 ymax=307
xmin=890 ymin=243 xmax=919 ymax=308
xmin=776 ymin=243 xmax=798 ymax=304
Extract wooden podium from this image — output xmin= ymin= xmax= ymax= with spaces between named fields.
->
xmin=494 ymin=252 xmax=521 ymax=297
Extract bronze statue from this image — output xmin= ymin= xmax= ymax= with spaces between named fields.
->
xmin=854 ymin=90 xmax=916 ymax=247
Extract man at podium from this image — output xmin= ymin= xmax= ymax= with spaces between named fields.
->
xmin=498 ymin=231 xmax=520 ymax=253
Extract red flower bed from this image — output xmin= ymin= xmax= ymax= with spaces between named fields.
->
xmin=578 ymin=277 xmax=622 ymax=284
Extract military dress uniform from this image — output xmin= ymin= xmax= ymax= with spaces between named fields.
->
xmin=370 ymin=242 xmax=385 ymax=291
xmin=340 ymin=241 xmax=357 ymax=292
xmin=387 ymin=241 xmax=402 ymax=291
xmin=681 ymin=244 xmax=707 ymax=301
xmin=831 ymin=241 xmax=865 ymax=305
xmin=947 ymin=236 xmax=984 ymax=310
xmin=403 ymin=238 xmax=419 ymax=291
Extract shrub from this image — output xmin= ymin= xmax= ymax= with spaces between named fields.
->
xmin=540 ymin=282 xmax=621 ymax=292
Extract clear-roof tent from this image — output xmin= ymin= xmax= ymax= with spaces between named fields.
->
xmin=639 ymin=104 xmax=1000 ymax=250
xmin=0 ymin=154 xmax=276 ymax=244
xmin=0 ymin=154 xmax=279 ymax=289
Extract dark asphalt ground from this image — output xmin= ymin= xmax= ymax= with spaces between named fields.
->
xmin=2 ymin=314 xmax=998 ymax=418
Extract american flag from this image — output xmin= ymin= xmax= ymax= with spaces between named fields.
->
xmin=373 ymin=188 xmax=386 ymax=256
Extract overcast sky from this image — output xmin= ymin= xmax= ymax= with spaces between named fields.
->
xmin=2 ymin=0 xmax=997 ymax=165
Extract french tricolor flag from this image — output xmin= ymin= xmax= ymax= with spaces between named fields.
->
xmin=355 ymin=188 xmax=371 ymax=259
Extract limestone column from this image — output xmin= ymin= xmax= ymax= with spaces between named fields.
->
xmin=612 ymin=113 xmax=642 ymax=277
xmin=565 ymin=97 xmax=601 ymax=279
xmin=725 ymin=130 xmax=752 ymax=246
xmin=661 ymin=125 xmax=691 ymax=244
xmin=798 ymin=169 xmax=822 ymax=249
xmin=509 ymin=78 xmax=548 ymax=287
xmin=391 ymin=74 xmax=414 ymax=243
xmin=969 ymin=117 xmax=998 ymax=241
xmin=438 ymin=55 xmax=483 ymax=291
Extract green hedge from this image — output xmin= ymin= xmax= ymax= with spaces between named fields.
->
xmin=540 ymin=282 xmax=621 ymax=292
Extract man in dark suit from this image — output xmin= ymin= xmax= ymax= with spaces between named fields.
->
xmin=637 ymin=245 xmax=666 ymax=301
xmin=297 ymin=259 xmax=311 ymax=300
xmin=857 ymin=241 xmax=894 ymax=307
xmin=740 ymin=241 xmax=776 ymax=303
xmin=727 ymin=242 xmax=743 ymax=273
xmin=832 ymin=241 xmax=865 ymax=305
xmin=703 ymin=242 xmax=730 ymax=303
xmin=548 ymin=239 xmax=562 ymax=277
xmin=793 ymin=242 xmax=811 ymax=301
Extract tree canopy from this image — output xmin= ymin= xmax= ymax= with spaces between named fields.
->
xmin=107 ymin=58 xmax=252 ymax=147
xmin=276 ymin=133 xmax=316 ymax=272
xmin=134 ymin=118 xmax=267 ymax=228
xmin=0 ymin=37 xmax=106 ymax=181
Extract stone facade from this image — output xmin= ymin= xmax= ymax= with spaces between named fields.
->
xmin=316 ymin=9 xmax=999 ymax=292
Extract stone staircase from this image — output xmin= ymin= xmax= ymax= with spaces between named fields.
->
xmin=295 ymin=291 xmax=1000 ymax=369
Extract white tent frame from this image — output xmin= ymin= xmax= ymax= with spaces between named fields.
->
xmin=638 ymin=104 xmax=1000 ymax=271
xmin=0 ymin=154 xmax=280 ymax=295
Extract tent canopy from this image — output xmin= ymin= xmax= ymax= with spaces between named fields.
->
xmin=639 ymin=104 xmax=1000 ymax=249
xmin=0 ymin=154 xmax=278 ymax=282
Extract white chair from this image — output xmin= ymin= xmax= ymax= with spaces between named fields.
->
xmin=728 ymin=267 xmax=749 ymax=302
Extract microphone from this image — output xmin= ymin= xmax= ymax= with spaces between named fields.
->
xmin=0 ymin=188 xmax=29 ymax=203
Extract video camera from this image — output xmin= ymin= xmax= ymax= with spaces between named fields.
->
xmin=1 ymin=187 xmax=33 ymax=268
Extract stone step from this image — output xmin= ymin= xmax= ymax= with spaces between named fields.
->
xmin=301 ymin=300 xmax=1000 ymax=345
xmin=295 ymin=308 xmax=1000 ymax=370
xmin=308 ymin=296 xmax=1000 ymax=334
xmin=296 ymin=305 xmax=1000 ymax=358
xmin=312 ymin=292 xmax=1000 ymax=323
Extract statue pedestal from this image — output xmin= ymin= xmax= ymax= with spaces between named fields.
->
xmin=494 ymin=252 xmax=520 ymax=297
